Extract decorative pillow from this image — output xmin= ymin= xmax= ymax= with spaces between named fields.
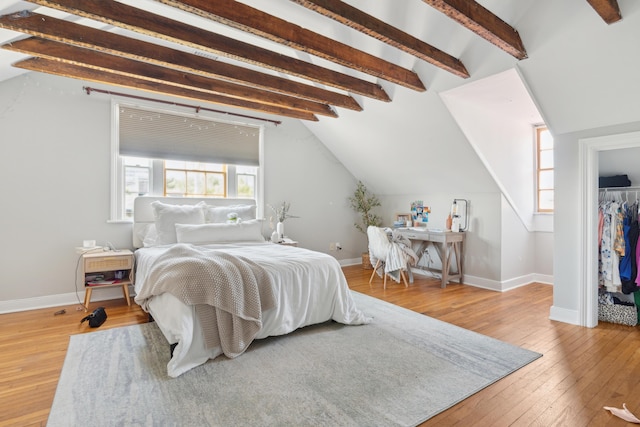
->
xmin=206 ymin=204 xmax=256 ymax=223
xmin=151 ymin=201 xmax=206 ymax=245
xmin=136 ymin=223 xmax=159 ymax=247
xmin=175 ymin=219 xmax=265 ymax=244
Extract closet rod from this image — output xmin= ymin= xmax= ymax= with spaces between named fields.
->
xmin=600 ymin=186 xmax=640 ymax=192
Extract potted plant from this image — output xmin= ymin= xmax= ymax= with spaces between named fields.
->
xmin=349 ymin=181 xmax=382 ymax=269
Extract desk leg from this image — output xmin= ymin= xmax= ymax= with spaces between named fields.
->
xmin=454 ymin=241 xmax=463 ymax=283
xmin=441 ymin=243 xmax=451 ymax=288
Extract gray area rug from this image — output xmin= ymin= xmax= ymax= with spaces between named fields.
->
xmin=48 ymin=292 xmax=541 ymax=426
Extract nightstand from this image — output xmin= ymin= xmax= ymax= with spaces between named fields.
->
xmin=279 ymin=238 xmax=298 ymax=247
xmin=82 ymin=249 xmax=134 ymax=310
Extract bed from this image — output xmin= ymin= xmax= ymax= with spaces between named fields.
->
xmin=132 ymin=196 xmax=370 ymax=377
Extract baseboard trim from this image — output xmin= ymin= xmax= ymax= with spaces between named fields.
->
xmin=549 ymin=305 xmax=580 ymax=326
xmin=0 ymin=286 xmax=132 ymax=314
xmin=410 ymin=269 xmax=553 ymax=292
xmin=338 ymin=257 xmax=362 ymax=267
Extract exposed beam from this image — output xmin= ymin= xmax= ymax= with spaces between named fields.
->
xmin=421 ymin=0 xmax=527 ymax=60
xmin=14 ymin=58 xmax=319 ymax=122
xmin=586 ymin=0 xmax=622 ymax=24
xmin=27 ymin=0 xmax=391 ymax=101
xmin=157 ymin=0 xmax=426 ymax=91
xmin=289 ymin=0 xmax=469 ymax=79
xmin=0 ymin=12 xmax=361 ymax=111
xmin=3 ymin=37 xmax=337 ymax=117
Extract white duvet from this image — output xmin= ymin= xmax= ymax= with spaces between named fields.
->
xmin=134 ymin=242 xmax=371 ymax=377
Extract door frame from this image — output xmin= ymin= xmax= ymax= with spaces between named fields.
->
xmin=579 ymin=131 xmax=640 ymax=327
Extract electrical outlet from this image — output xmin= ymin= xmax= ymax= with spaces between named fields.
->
xmin=329 ymin=242 xmax=336 ymax=251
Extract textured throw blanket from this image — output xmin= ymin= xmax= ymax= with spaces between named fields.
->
xmin=135 ymin=244 xmax=276 ymax=358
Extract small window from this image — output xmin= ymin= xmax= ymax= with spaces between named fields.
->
xmin=536 ymin=126 xmax=554 ymax=212
xmin=123 ymin=157 xmax=151 ymax=220
xmin=236 ymin=165 xmax=256 ymax=199
xmin=164 ymin=161 xmax=227 ymax=197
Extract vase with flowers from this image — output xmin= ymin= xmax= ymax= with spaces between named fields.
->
xmin=268 ymin=201 xmax=299 ymax=242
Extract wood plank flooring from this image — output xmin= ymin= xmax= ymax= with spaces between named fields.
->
xmin=1 ymin=265 xmax=639 ymax=426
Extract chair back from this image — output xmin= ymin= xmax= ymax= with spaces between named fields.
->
xmin=367 ymin=226 xmax=391 ymax=259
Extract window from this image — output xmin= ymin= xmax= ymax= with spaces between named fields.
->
xmin=111 ymin=104 xmax=262 ymax=221
xmin=536 ymin=126 xmax=554 ymax=212
xmin=123 ymin=157 xmax=152 ymax=219
xmin=164 ymin=161 xmax=227 ymax=197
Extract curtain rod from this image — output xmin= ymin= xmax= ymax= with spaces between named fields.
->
xmin=83 ymin=86 xmax=282 ymax=126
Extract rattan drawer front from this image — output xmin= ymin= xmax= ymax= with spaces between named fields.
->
xmin=84 ymin=255 xmax=132 ymax=273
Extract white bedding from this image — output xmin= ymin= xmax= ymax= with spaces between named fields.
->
xmin=134 ymin=241 xmax=371 ymax=377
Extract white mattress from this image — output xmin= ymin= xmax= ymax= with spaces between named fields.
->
xmin=134 ymin=242 xmax=370 ymax=377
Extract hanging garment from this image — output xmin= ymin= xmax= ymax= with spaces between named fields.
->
xmin=619 ymin=214 xmax=632 ymax=282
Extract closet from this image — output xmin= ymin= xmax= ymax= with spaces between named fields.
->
xmin=598 ymin=185 xmax=640 ymax=326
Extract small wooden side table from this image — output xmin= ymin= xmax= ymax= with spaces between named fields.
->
xmin=81 ymin=249 xmax=134 ymax=310
xmin=278 ymin=238 xmax=298 ymax=247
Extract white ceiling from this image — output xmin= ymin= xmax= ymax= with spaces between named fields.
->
xmin=2 ymin=0 xmax=637 ymax=200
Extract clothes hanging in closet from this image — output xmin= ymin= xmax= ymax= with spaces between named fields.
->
xmin=598 ymin=193 xmax=640 ymax=294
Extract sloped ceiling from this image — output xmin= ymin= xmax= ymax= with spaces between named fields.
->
xmin=0 ymin=0 xmax=633 ymax=196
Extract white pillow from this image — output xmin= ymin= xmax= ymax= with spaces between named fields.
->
xmin=151 ymin=201 xmax=206 ymax=245
xmin=206 ymin=204 xmax=256 ymax=223
xmin=175 ymin=220 xmax=265 ymax=244
xmin=136 ymin=223 xmax=159 ymax=247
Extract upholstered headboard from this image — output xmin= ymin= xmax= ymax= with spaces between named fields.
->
xmin=132 ymin=196 xmax=257 ymax=248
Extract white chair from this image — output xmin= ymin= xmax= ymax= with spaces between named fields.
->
xmin=367 ymin=226 xmax=408 ymax=289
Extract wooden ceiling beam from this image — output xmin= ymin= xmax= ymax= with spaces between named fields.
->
xmin=289 ymin=0 xmax=469 ymax=79
xmin=3 ymin=37 xmax=337 ymax=117
xmin=13 ymin=57 xmax=319 ymax=121
xmin=0 ymin=12 xmax=361 ymax=111
xmin=586 ymin=0 xmax=622 ymax=24
xmin=26 ymin=0 xmax=390 ymax=101
xmin=157 ymin=0 xmax=426 ymax=91
xmin=421 ymin=0 xmax=527 ymax=60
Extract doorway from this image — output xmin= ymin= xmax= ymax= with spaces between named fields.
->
xmin=579 ymin=131 xmax=640 ymax=327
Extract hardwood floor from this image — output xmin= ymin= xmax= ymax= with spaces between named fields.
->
xmin=1 ymin=266 xmax=639 ymax=426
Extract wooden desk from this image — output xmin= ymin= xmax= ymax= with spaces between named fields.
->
xmin=397 ymin=228 xmax=465 ymax=288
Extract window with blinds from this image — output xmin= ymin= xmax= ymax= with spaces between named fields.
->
xmin=111 ymin=105 xmax=262 ymax=221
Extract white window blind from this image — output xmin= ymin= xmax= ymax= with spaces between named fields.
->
xmin=119 ymin=106 xmax=260 ymax=166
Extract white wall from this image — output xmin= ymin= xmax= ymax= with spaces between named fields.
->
xmin=0 ymin=73 xmax=363 ymax=311
xmin=501 ymin=195 xmax=535 ymax=287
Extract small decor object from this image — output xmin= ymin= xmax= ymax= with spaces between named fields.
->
xmin=271 ymin=230 xmax=280 ymax=243
xmin=269 ymin=201 xmax=298 ymax=240
xmin=394 ymin=213 xmax=411 ymax=228
xmin=446 ymin=214 xmax=453 ymax=231
xmin=411 ymin=201 xmax=430 ymax=227
xmin=80 ymin=306 xmax=107 ymax=328
xmin=349 ymin=181 xmax=382 ymax=269
xmin=226 ymin=212 xmax=239 ymax=223
xmin=276 ymin=221 xmax=285 ymax=239
xmin=451 ymin=199 xmax=469 ymax=231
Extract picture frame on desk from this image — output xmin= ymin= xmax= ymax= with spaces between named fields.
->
xmin=395 ymin=213 xmax=412 ymax=227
